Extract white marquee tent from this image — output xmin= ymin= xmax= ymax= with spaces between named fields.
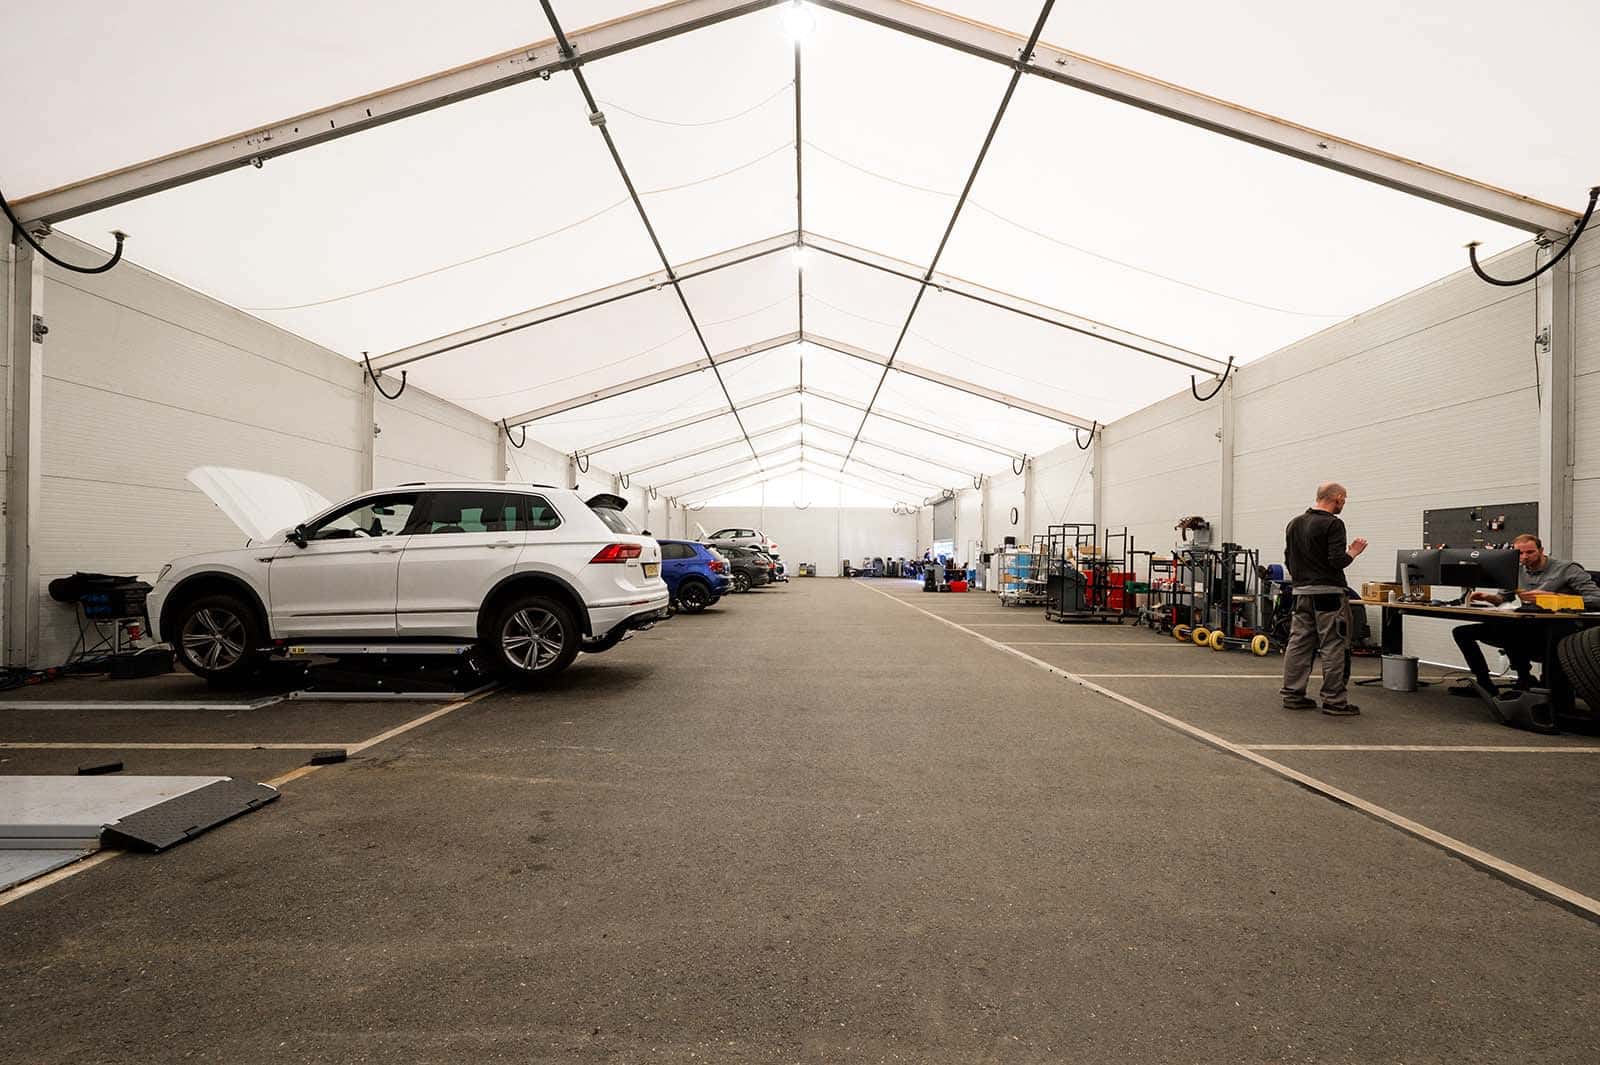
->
xmin=5 ymin=0 xmax=1595 ymax=508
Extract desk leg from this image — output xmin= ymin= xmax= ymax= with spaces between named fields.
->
xmin=1381 ymin=607 xmax=1403 ymax=656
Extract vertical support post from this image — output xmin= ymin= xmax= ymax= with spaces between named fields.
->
xmin=359 ymin=377 xmax=377 ymax=492
xmin=566 ymin=454 xmax=579 ymax=491
xmin=1022 ymin=458 xmax=1035 ymax=542
xmin=494 ymin=430 xmax=508 ymax=482
xmin=6 ymin=241 xmax=44 ymax=667
xmin=1218 ymin=374 xmax=1237 ymax=544
xmin=1091 ymin=434 xmax=1104 ymax=533
xmin=979 ymin=474 xmax=990 ymax=557
xmin=1537 ymin=247 xmax=1574 ymax=559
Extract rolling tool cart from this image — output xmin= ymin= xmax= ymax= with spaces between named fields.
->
xmin=1175 ymin=544 xmax=1277 ymax=656
xmin=1044 ymin=524 xmax=1136 ymax=624
xmin=997 ymin=547 xmax=1046 ymax=607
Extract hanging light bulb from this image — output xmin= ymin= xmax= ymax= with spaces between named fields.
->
xmin=783 ymin=1 xmax=815 ymax=40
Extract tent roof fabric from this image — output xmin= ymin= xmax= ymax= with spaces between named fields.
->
xmin=5 ymin=0 xmax=1595 ymax=503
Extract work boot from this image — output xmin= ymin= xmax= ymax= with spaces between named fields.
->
xmin=1282 ymin=694 xmax=1317 ymax=710
xmin=1321 ymin=702 xmax=1360 ymax=716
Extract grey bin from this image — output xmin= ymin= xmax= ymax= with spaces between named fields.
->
xmin=1381 ymin=654 xmax=1419 ymax=692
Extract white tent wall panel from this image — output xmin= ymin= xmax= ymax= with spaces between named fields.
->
xmin=29 ymin=251 xmax=367 ymax=664
xmin=373 ymin=388 xmax=499 ymax=488
xmin=692 ymin=506 xmax=915 ymax=578
xmin=504 ymin=436 xmax=571 ymax=489
xmin=956 ymin=488 xmax=982 ymax=566
xmin=1028 ymin=447 xmax=1095 ymax=543
xmin=983 ymin=470 xmax=1026 ymax=553
xmin=1097 ymin=392 xmax=1221 ymax=556
xmin=1228 ymin=241 xmax=1552 ymax=668
xmin=916 ymin=503 xmax=934 ymax=555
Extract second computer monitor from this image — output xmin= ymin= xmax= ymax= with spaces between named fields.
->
xmin=1439 ymin=547 xmax=1520 ymax=591
xmin=1396 ymin=548 xmax=1441 ymax=591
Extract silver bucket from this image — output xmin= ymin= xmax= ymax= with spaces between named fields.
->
xmin=1381 ymin=654 xmax=1418 ymax=692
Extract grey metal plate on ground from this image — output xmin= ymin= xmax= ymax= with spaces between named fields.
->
xmin=0 ymin=776 xmax=223 ymax=849
xmin=100 ymin=778 xmax=279 ymax=853
xmin=0 ymin=849 xmax=95 ymax=891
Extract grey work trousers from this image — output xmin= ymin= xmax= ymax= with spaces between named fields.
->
xmin=1280 ymin=593 xmax=1352 ymax=707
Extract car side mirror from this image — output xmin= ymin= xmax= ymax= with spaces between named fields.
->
xmin=290 ymin=524 xmax=308 ymax=548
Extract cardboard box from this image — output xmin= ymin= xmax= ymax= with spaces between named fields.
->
xmin=1362 ymin=581 xmax=1402 ymax=602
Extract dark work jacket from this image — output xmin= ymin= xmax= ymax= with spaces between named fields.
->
xmin=1284 ymin=508 xmax=1352 ymax=592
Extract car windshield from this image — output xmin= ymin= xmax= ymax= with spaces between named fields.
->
xmin=589 ymin=503 xmax=641 ymax=535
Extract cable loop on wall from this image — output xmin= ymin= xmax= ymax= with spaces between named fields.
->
xmin=941 ymin=488 xmax=955 ymax=500
xmin=1190 ymin=356 xmax=1234 ymax=402
xmin=574 ymin=453 xmax=591 ymax=474
xmin=1468 ymin=185 xmax=1598 ymax=287
xmin=1074 ymin=421 xmax=1098 ymax=450
xmin=1009 ymin=506 xmax=1019 ymax=526
xmin=648 ymin=485 xmax=658 ymax=501
xmin=972 ymin=474 xmax=983 ymax=490
xmin=363 ymin=352 xmax=407 ymax=400
xmin=1 ymin=188 xmax=126 ymax=274
xmin=500 ymin=419 xmax=527 ymax=448
xmin=1011 ymin=455 xmax=1027 ymax=476
xmin=619 ymin=473 xmax=630 ymax=490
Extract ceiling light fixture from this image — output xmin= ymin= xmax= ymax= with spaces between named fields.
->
xmin=783 ymin=1 xmax=815 ymax=40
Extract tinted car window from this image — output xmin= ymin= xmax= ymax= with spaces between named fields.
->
xmin=660 ymin=542 xmax=690 ymax=560
xmin=591 ymin=503 xmax=641 ymax=535
xmin=413 ymin=491 xmax=519 ymax=535
xmin=524 ymin=494 xmax=562 ymax=531
xmin=306 ymin=493 xmax=418 ymax=541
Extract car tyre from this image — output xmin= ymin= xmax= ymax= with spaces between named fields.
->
xmin=732 ymin=572 xmax=751 ymax=594
xmin=677 ymin=581 xmax=712 ymax=614
xmin=173 ymin=593 xmax=263 ymax=683
xmin=488 ymin=594 xmax=580 ymax=682
xmin=1556 ymin=626 xmax=1600 ymax=712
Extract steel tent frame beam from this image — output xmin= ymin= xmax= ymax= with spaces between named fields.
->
xmin=624 ymin=418 xmax=804 ymax=477
xmin=799 ymin=416 xmax=976 ymax=480
xmin=577 ymin=385 xmax=798 ymax=457
xmin=656 ymin=442 xmax=804 ymax=490
xmin=803 ymin=387 xmax=1023 ymax=462
xmin=678 ymin=458 xmax=806 ymax=504
xmin=372 ymin=232 xmax=797 ymax=372
xmin=13 ymin=0 xmax=1573 ymax=235
xmin=793 ymin=458 xmax=932 ymax=502
xmin=798 ymin=438 xmax=942 ymax=491
xmin=805 ymin=233 xmax=1228 ymax=376
xmin=804 ymin=332 xmax=1096 ymax=431
xmin=504 ymin=331 xmax=798 ymax=425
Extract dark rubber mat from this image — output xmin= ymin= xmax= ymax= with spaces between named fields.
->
xmin=100 ymin=778 xmax=279 ymax=852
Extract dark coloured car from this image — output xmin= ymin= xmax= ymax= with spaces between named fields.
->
xmin=658 ymin=539 xmax=732 ymax=613
xmin=715 ymin=544 xmax=774 ymax=593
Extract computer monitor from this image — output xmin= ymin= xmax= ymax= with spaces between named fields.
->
xmin=1439 ymin=547 xmax=1520 ymax=591
xmin=1395 ymin=548 xmax=1441 ymax=596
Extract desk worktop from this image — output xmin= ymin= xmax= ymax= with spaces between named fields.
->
xmin=1359 ymin=599 xmax=1600 ymax=622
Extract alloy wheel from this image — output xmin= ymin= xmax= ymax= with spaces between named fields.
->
xmin=501 ymin=607 xmax=566 ymax=671
xmin=181 ymin=608 xmax=246 ymax=671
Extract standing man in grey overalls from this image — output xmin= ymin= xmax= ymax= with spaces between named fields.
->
xmin=1280 ymin=482 xmax=1368 ymax=715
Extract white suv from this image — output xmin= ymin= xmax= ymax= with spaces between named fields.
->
xmin=149 ymin=468 xmax=668 ymax=684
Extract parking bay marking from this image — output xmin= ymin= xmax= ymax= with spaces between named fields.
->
xmin=857 ymin=581 xmax=1600 ymax=923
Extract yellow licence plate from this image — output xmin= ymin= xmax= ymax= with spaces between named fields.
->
xmin=643 ymin=562 xmax=659 ymax=577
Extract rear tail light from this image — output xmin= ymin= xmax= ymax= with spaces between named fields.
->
xmin=590 ymin=543 xmax=643 ymax=563
xmin=709 ymin=559 xmax=726 ymax=573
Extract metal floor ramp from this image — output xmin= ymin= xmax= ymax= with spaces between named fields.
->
xmin=0 ymin=775 xmax=279 ymax=889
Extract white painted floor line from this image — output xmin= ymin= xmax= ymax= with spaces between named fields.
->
xmin=1 ymin=686 xmax=502 ymax=907
xmin=1071 ymin=672 xmax=1457 ymax=682
xmin=857 ymin=581 xmax=1600 ymax=922
xmin=0 ymin=742 xmax=349 ymax=751
xmin=1242 ymin=744 xmax=1600 ymax=753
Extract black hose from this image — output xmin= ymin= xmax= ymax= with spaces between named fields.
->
xmin=1 ymin=187 xmax=125 ymax=274
xmin=1469 ymin=186 xmax=1598 ymax=287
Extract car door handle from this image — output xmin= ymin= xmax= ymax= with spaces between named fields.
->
xmin=369 ymin=542 xmax=404 ymax=553
xmin=491 ymin=539 xmax=516 ymax=549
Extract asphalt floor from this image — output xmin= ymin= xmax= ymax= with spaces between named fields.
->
xmin=3 ymin=578 xmax=1598 ymax=1063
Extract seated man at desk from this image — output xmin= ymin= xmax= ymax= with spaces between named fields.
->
xmin=1452 ymin=533 xmax=1600 ymax=691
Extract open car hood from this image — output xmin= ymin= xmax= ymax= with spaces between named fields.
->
xmin=187 ymin=466 xmax=332 ymax=543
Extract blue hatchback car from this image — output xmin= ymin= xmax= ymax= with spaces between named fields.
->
xmin=657 ymin=539 xmax=732 ymax=613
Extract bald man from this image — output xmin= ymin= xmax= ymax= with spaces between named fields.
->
xmin=1280 ymin=482 xmax=1368 ymax=715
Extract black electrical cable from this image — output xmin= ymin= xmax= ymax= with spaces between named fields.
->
xmin=1468 ymin=185 xmax=1598 ymax=287
xmin=1 ymin=186 xmax=126 ymax=274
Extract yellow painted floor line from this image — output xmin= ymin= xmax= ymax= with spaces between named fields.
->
xmin=857 ymin=581 xmax=1600 ymax=924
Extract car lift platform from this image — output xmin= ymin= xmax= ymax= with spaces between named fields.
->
xmin=0 ymin=652 xmax=491 ymax=712
xmin=1 ymin=775 xmax=279 ymax=889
